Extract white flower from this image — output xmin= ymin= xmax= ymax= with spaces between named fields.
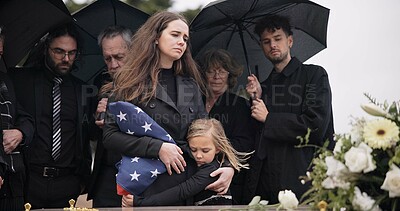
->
xmin=344 ymin=142 xmax=376 ymax=173
xmin=381 ymin=164 xmax=400 ymax=197
xmin=321 ymin=176 xmax=350 ymax=190
xmin=325 ymin=156 xmax=348 ymax=178
xmin=361 ymin=103 xmax=388 ymax=117
xmin=350 ymin=119 xmax=366 ymax=145
xmin=363 ymin=119 xmax=399 ymax=150
xmin=333 ymin=137 xmax=344 ymax=155
xmin=352 ymin=186 xmax=381 ymax=211
xmin=278 ymin=190 xmax=299 ymax=210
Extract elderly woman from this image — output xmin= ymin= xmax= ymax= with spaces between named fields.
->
xmin=199 ymin=48 xmax=255 ymax=204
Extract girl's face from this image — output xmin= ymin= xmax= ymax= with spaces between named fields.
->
xmin=189 ymin=135 xmax=220 ymax=167
xmin=157 ymin=19 xmax=189 ymax=69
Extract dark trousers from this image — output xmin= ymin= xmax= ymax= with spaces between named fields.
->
xmin=26 ymin=170 xmax=81 ymax=209
xmin=92 ymin=165 xmax=121 ymax=207
xmin=0 ymin=171 xmax=25 ymax=211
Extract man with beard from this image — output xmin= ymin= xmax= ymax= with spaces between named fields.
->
xmin=10 ymin=24 xmax=91 ymax=209
xmin=245 ymin=15 xmax=334 ymax=204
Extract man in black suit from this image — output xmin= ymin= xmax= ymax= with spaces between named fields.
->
xmin=245 ymin=15 xmax=334 ymax=204
xmin=10 ymin=24 xmax=91 ymax=209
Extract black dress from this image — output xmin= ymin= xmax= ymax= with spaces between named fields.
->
xmin=207 ymin=92 xmax=255 ymax=204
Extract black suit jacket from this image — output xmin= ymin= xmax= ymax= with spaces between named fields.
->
xmin=103 ymin=75 xmax=207 ymax=205
xmin=10 ymin=67 xmax=91 ymax=187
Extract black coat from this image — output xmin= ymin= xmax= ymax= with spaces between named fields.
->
xmin=0 ymin=71 xmax=34 ymax=198
xmin=10 ymin=67 xmax=92 ymax=186
xmin=245 ymin=57 xmax=334 ymax=203
xmin=103 ymin=75 xmax=207 ymax=205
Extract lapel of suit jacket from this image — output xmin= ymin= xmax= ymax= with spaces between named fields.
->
xmin=176 ymin=75 xmax=195 ymax=114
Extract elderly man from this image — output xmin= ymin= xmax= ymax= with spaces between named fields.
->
xmin=87 ymin=25 xmax=132 ymax=207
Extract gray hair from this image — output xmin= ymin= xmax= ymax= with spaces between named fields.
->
xmin=97 ymin=25 xmax=132 ymax=49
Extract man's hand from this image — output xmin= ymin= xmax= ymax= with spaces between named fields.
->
xmin=205 ymin=167 xmax=234 ymax=194
xmin=251 ymin=98 xmax=269 ymax=122
xmin=95 ymin=98 xmax=108 ymax=128
xmin=0 ymin=176 xmax=3 ymax=189
xmin=3 ymin=129 xmax=23 ymax=154
xmin=122 ymin=194 xmax=134 ymax=207
xmin=246 ymin=74 xmax=262 ymax=99
xmin=159 ymin=143 xmax=186 ymax=175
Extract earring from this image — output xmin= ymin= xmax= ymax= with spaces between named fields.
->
xmin=155 ymin=40 xmax=159 ymax=45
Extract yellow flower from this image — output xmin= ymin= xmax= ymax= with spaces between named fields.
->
xmin=363 ymin=119 xmax=399 ymax=150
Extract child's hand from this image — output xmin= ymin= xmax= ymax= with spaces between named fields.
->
xmin=122 ymin=194 xmax=134 ymax=207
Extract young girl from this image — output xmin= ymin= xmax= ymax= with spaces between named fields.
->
xmin=122 ymin=118 xmax=250 ymax=206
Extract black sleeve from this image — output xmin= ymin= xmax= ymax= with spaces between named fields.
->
xmin=134 ymin=162 xmax=218 ymax=206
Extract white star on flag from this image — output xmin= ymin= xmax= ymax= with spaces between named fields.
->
xmin=150 ymin=169 xmax=161 ymax=178
xmin=134 ymin=106 xmax=144 ymax=113
xmin=126 ymin=129 xmax=134 ymax=135
xmin=142 ymin=121 xmax=152 ymax=132
xmin=117 ymin=111 xmax=127 ymax=121
xmin=131 ymin=157 xmax=140 ymax=163
xmin=166 ymin=134 xmax=172 ymax=141
xmin=130 ymin=171 xmax=140 ymax=181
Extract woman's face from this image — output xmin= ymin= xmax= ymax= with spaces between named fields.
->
xmin=157 ymin=19 xmax=189 ymax=68
xmin=205 ymin=66 xmax=229 ymax=97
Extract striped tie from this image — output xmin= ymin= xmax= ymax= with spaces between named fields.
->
xmin=52 ymin=77 xmax=63 ymax=160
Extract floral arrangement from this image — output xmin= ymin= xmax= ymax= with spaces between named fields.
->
xmin=300 ymin=94 xmax=400 ymax=211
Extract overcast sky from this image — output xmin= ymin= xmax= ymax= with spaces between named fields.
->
xmin=171 ymin=0 xmax=400 ymax=133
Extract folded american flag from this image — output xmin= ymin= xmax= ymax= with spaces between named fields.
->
xmin=108 ymin=101 xmax=175 ymax=195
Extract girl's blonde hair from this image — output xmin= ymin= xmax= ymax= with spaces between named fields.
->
xmin=110 ymin=11 xmax=206 ymax=103
xmin=187 ymin=118 xmax=250 ymax=171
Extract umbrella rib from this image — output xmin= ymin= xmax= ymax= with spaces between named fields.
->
xmin=110 ymin=0 xmax=117 ymax=25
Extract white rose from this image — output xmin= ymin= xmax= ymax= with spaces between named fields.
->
xmin=322 ymin=176 xmax=350 ymax=190
xmin=333 ymin=137 xmax=344 ymax=155
xmin=325 ymin=156 xmax=348 ymax=178
xmin=344 ymin=142 xmax=376 ymax=173
xmin=278 ymin=190 xmax=299 ymax=210
xmin=352 ymin=187 xmax=381 ymax=211
xmin=381 ymin=164 xmax=400 ymax=197
xmin=361 ymin=103 xmax=388 ymax=117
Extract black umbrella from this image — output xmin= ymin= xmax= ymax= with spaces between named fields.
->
xmin=190 ymin=0 xmax=329 ymax=89
xmin=0 ymin=0 xmax=72 ymax=71
xmin=72 ymin=0 xmax=149 ymax=83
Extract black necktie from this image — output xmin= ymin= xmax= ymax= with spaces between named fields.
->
xmin=52 ymin=77 xmax=62 ymax=160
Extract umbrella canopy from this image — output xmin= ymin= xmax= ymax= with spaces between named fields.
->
xmin=72 ymin=0 xmax=149 ymax=83
xmin=190 ymin=0 xmax=329 ymax=89
xmin=0 ymin=0 xmax=72 ymax=71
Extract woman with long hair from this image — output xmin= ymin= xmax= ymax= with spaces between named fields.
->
xmin=103 ymin=11 xmax=234 ymax=206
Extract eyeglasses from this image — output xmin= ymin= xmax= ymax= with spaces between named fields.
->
xmin=205 ymin=69 xmax=229 ymax=78
xmin=49 ymin=47 xmax=78 ymax=60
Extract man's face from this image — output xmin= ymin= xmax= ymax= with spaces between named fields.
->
xmin=101 ymin=35 xmax=129 ymax=77
xmin=260 ymin=28 xmax=292 ymax=65
xmin=46 ymin=35 xmax=78 ymax=76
